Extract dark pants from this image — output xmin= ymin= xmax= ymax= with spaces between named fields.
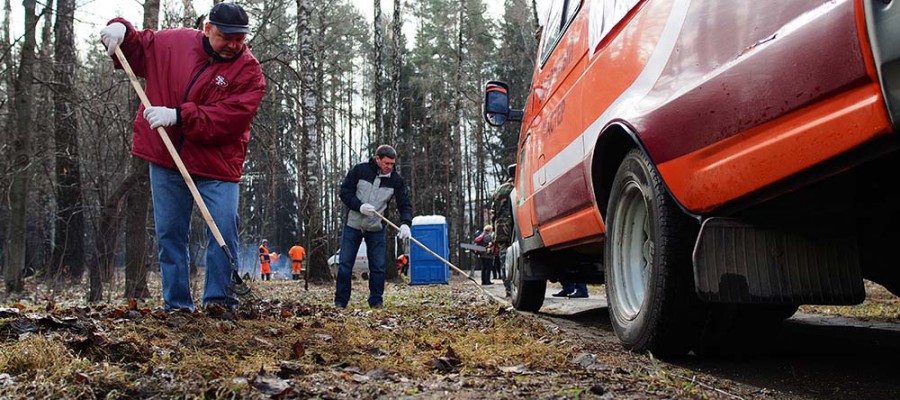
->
xmin=292 ymin=274 xmax=301 ymax=280
xmin=492 ymin=256 xmax=506 ymax=280
xmin=480 ymin=257 xmax=494 ymax=284
xmin=334 ymin=224 xmax=386 ymax=308
xmin=262 ymin=273 xmax=271 ymax=281
xmin=562 ymin=282 xmax=587 ymax=294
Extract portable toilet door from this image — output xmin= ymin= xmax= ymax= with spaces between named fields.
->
xmin=409 ymin=215 xmax=449 ymax=285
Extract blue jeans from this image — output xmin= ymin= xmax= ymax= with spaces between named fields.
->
xmin=334 ymin=224 xmax=386 ymax=307
xmin=150 ymin=163 xmax=240 ymax=310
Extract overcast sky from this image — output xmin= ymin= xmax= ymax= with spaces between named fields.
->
xmin=5 ymin=0 xmax=523 ymax=53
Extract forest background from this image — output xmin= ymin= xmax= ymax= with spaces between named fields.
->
xmin=0 ymin=0 xmax=543 ymax=300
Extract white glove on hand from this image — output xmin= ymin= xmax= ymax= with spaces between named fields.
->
xmin=398 ymin=224 xmax=411 ymax=240
xmin=143 ymin=106 xmax=178 ymax=129
xmin=360 ymin=203 xmax=376 ymax=216
xmin=100 ymin=22 xmax=126 ymax=56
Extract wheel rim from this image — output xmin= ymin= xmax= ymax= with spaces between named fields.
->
xmin=612 ymin=180 xmax=652 ymax=321
xmin=507 ymin=242 xmax=521 ymax=300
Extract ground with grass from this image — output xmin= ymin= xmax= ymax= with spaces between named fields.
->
xmin=800 ymin=280 xmax=899 ymax=321
xmin=1 ymin=275 xmax=896 ymax=399
xmin=0 ymin=275 xmax=765 ymax=399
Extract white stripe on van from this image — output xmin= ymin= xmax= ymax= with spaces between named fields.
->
xmin=533 ymin=0 xmax=693 ymax=191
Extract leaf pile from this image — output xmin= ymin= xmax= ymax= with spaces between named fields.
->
xmin=0 ymin=278 xmax=764 ymax=399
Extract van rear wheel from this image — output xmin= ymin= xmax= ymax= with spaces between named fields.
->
xmin=507 ymin=240 xmax=546 ymax=312
xmin=605 ymin=149 xmax=705 ymax=355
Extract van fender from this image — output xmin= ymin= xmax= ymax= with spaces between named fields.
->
xmin=588 ymin=121 xmax=698 ymax=220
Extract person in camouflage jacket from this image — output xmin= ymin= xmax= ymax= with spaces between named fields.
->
xmin=491 ymin=165 xmax=516 ymax=295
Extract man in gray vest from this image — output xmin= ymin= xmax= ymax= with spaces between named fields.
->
xmin=334 ymin=145 xmax=413 ymax=308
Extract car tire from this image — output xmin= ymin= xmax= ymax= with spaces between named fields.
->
xmin=605 ymin=149 xmax=705 ymax=355
xmin=507 ymin=238 xmax=547 ymax=312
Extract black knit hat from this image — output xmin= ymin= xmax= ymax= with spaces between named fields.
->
xmin=209 ymin=3 xmax=250 ymax=34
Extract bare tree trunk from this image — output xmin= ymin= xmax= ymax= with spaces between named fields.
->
xmin=1 ymin=0 xmax=11 ymax=82
xmin=373 ymin=0 xmax=384 ymax=144
xmin=298 ymin=0 xmax=329 ymax=282
xmin=348 ymin=63 xmax=353 ymax=167
xmin=94 ymin=171 xmax=145 ymax=301
xmin=452 ymin=1 xmax=466 ymax=266
xmin=390 ymin=0 xmax=402 ymax=144
xmin=182 ymin=0 xmax=197 ymax=29
xmin=123 ymin=0 xmax=160 ymax=299
xmin=51 ymin=0 xmax=86 ymax=283
xmin=5 ymin=0 xmax=38 ymax=294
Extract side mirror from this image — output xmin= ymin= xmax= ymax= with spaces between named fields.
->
xmin=483 ymin=81 xmax=523 ymax=127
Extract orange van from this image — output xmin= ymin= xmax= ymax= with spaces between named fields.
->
xmin=484 ymin=0 xmax=899 ymax=355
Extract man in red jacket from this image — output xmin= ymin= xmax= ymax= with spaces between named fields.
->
xmin=100 ymin=3 xmax=266 ymax=311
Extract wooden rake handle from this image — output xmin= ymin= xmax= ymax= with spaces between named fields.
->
xmin=373 ymin=211 xmax=469 ymax=277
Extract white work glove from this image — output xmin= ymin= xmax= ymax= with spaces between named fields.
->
xmin=398 ymin=224 xmax=411 ymax=240
xmin=100 ymin=22 xmax=126 ymax=56
xmin=143 ymin=106 xmax=178 ymax=129
xmin=360 ymin=203 xmax=376 ymax=216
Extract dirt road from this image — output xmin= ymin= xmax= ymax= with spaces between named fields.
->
xmin=480 ymin=278 xmax=900 ymax=400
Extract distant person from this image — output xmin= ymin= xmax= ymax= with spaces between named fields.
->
xmin=288 ymin=242 xmax=306 ymax=280
xmin=334 ymin=145 xmax=413 ymax=309
xmin=476 ymin=225 xmax=495 ymax=285
xmin=491 ymin=165 xmax=515 ymax=294
xmin=259 ymin=239 xmax=272 ymax=281
xmin=395 ymin=253 xmax=409 ymax=276
xmin=99 ymin=3 xmax=265 ymax=310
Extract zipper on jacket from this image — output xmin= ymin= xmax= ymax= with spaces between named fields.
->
xmin=178 ymin=58 xmax=213 ymax=152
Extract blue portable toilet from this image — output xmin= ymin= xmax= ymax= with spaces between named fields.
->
xmin=409 ymin=215 xmax=449 ymax=285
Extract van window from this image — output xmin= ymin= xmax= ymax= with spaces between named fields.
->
xmin=540 ymin=0 xmax=583 ymax=66
xmin=539 ymin=0 xmax=565 ymax=63
xmin=589 ymin=0 xmax=640 ymax=54
xmin=517 ymin=132 xmax=531 ymax=206
xmin=565 ymin=0 xmax=582 ymax=23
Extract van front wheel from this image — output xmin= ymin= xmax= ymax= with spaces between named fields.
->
xmin=507 ymin=240 xmax=546 ymax=312
xmin=605 ymin=149 xmax=705 ymax=355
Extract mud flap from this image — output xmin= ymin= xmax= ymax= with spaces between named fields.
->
xmin=693 ymin=218 xmax=865 ymax=305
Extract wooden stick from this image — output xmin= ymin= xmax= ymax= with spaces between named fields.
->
xmin=373 ymin=211 xmax=483 ymax=288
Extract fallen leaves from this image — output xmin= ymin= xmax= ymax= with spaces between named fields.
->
xmin=290 ymin=341 xmax=305 ymax=359
xmin=0 ymin=279 xmax=770 ymax=399
xmin=430 ymin=345 xmax=462 ymax=373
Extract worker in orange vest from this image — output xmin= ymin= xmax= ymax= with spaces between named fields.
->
xmin=259 ymin=239 xmax=271 ymax=281
xmin=288 ymin=242 xmax=306 ymax=280
xmin=395 ymin=253 xmax=409 ymax=276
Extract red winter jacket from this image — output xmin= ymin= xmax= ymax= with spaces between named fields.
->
xmin=110 ymin=18 xmax=266 ymax=182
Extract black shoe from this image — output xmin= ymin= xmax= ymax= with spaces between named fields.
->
xmin=552 ymin=290 xmax=573 ymax=297
xmin=334 ymin=302 xmax=347 ymax=309
xmin=568 ymin=291 xmax=589 ymax=298
xmin=482 ymin=282 xmax=494 ymax=286
xmin=370 ymin=303 xmax=384 ymax=309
